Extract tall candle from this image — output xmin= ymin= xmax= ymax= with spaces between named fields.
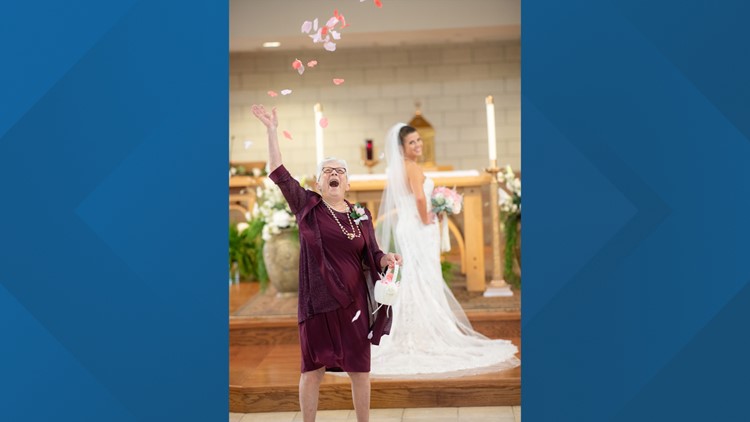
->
xmin=314 ymin=103 xmax=324 ymax=166
xmin=485 ymin=96 xmax=497 ymax=163
xmin=366 ymin=139 xmax=373 ymax=160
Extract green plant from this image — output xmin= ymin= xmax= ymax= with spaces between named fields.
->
xmin=441 ymin=260 xmax=455 ymax=286
xmin=229 ymin=218 xmax=269 ymax=290
xmin=498 ymin=165 xmax=521 ymax=289
xmin=503 ymin=214 xmax=521 ymax=289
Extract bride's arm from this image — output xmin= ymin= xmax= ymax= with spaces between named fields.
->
xmin=406 ymin=162 xmax=434 ymax=225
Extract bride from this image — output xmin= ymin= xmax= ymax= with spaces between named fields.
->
xmin=370 ymin=123 xmax=520 ymax=377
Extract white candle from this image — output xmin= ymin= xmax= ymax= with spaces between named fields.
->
xmin=485 ymin=96 xmax=497 ymax=163
xmin=314 ymin=103 xmax=324 ymax=167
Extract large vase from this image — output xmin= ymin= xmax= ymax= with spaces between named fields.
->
xmin=262 ymin=229 xmax=300 ymax=296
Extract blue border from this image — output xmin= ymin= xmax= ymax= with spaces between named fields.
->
xmin=524 ymin=0 xmax=750 ymax=420
xmin=1 ymin=1 xmax=227 ymax=420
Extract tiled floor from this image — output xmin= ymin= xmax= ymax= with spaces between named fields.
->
xmin=230 ymin=406 xmax=520 ymax=422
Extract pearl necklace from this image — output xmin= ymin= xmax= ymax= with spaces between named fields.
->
xmin=322 ymin=200 xmax=361 ymax=240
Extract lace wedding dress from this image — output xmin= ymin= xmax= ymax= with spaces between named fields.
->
xmin=371 ymin=125 xmax=520 ymax=377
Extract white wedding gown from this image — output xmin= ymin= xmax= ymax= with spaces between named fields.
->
xmin=370 ymin=178 xmax=520 ymax=377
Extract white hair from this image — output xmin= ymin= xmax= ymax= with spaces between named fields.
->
xmin=316 ymin=157 xmax=349 ymax=180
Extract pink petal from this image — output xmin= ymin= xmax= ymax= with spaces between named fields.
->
xmin=282 ymin=130 xmax=293 ymax=140
xmin=321 ymin=26 xmax=328 ymax=36
xmin=301 ymin=20 xmax=312 ymax=33
xmin=332 ymin=78 xmax=345 ymax=85
xmin=351 ymin=310 xmax=361 ymax=322
xmin=333 ymin=9 xmax=340 ymax=18
xmin=307 ymin=60 xmax=318 ymax=67
xmin=280 ymin=89 xmax=292 ymax=95
xmin=330 ymin=30 xmax=341 ymax=40
xmin=267 ymin=90 xmax=278 ymax=97
xmin=339 ymin=15 xmax=349 ymax=29
xmin=326 ymin=16 xmax=339 ymax=28
xmin=319 ymin=117 xmax=328 ymax=128
xmin=313 ymin=18 xmax=319 ymax=31
xmin=292 ymin=59 xmax=302 ymax=70
xmin=375 ymin=0 xmax=383 ymax=7
xmin=324 ymin=41 xmax=336 ymax=52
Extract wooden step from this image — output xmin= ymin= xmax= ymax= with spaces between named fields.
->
xmin=230 ymin=310 xmax=520 ymax=346
xmin=229 ymin=342 xmax=521 ymax=413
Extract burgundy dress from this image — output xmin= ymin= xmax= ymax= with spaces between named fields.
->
xmin=299 ymin=206 xmax=371 ymax=373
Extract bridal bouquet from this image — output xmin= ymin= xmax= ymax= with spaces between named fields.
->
xmin=431 ymin=187 xmax=463 ymax=252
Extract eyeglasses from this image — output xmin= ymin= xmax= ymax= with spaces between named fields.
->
xmin=321 ymin=167 xmax=347 ymax=175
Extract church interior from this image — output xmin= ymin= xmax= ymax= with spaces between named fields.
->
xmin=229 ymin=1 xmax=521 ymax=420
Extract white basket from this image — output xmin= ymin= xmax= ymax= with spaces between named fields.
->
xmin=374 ymin=264 xmax=400 ymax=306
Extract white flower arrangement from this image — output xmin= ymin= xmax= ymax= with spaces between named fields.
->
xmin=253 ymin=177 xmax=299 ymax=241
xmin=497 ymin=165 xmax=521 ymax=216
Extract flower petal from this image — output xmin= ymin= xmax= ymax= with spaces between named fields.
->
xmin=243 ymin=141 xmax=252 ymax=149
xmin=319 ymin=117 xmax=329 ymax=128
xmin=280 ymin=89 xmax=292 ymax=95
xmin=307 ymin=60 xmax=318 ymax=67
xmin=332 ymin=78 xmax=345 ymax=85
xmin=324 ymin=41 xmax=336 ymax=52
xmin=282 ymin=130 xmax=293 ymax=140
xmin=351 ymin=310 xmax=361 ymax=322
xmin=267 ymin=90 xmax=278 ymax=97
xmin=374 ymin=0 xmax=383 ymax=7
xmin=301 ymin=20 xmax=312 ymax=33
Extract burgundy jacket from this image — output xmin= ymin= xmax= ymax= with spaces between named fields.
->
xmin=269 ymin=165 xmax=393 ymax=344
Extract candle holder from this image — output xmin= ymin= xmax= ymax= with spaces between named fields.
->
xmin=484 ymin=160 xmax=514 ymax=297
xmin=361 ymin=145 xmax=380 ymax=174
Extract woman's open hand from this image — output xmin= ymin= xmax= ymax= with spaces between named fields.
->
xmin=251 ymin=104 xmax=278 ymax=130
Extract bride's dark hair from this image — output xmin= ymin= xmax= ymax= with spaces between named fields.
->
xmin=398 ymin=125 xmax=417 ymax=146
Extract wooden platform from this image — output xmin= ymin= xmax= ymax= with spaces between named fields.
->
xmin=229 ymin=281 xmax=521 ymax=413
xmin=230 ymin=341 xmax=521 ymax=413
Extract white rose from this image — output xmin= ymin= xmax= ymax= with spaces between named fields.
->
xmin=498 ymin=188 xmax=510 ymax=204
xmin=272 ymin=210 xmax=291 ymax=228
xmin=236 ymin=222 xmax=249 ymax=233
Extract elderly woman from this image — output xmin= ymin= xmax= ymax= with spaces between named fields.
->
xmin=251 ymin=105 xmax=401 ymax=422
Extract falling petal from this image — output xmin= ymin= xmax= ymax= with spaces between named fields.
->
xmin=267 ymin=90 xmax=278 ymax=97
xmin=326 ymin=17 xmax=339 ymax=28
xmin=313 ymin=18 xmax=319 ymax=31
xmin=332 ymin=78 xmax=345 ymax=85
xmin=331 ymin=30 xmax=341 ymax=40
xmin=324 ymin=41 xmax=336 ymax=52
xmin=321 ymin=26 xmax=328 ymax=36
xmin=301 ymin=20 xmax=312 ymax=33
xmin=243 ymin=141 xmax=252 ymax=149
xmin=334 ymin=9 xmax=340 ymax=18
xmin=351 ymin=310 xmax=361 ymax=322
xmin=297 ymin=64 xmax=305 ymax=75
xmin=280 ymin=89 xmax=292 ymax=95
xmin=292 ymin=59 xmax=302 ymax=70
xmin=340 ymin=15 xmax=349 ymax=29
xmin=367 ymin=331 xmax=373 ymax=339
xmin=319 ymin=117 xmax=329 ymax=128
xmin=307 ymin=60 xmax=318 ymax=67
xmin=282 ymin=130 xmax=293 ymax=140
xmin=310 ymin=28 xmax=323 ymax=43
xmin=375 ymin=0 xmax=383 ymax=7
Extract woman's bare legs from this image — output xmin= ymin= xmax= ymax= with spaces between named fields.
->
xmin=348 ymin=372 xmax=370 ymax=422
xmin=299 ymin=367 xmax=326 ymax=422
